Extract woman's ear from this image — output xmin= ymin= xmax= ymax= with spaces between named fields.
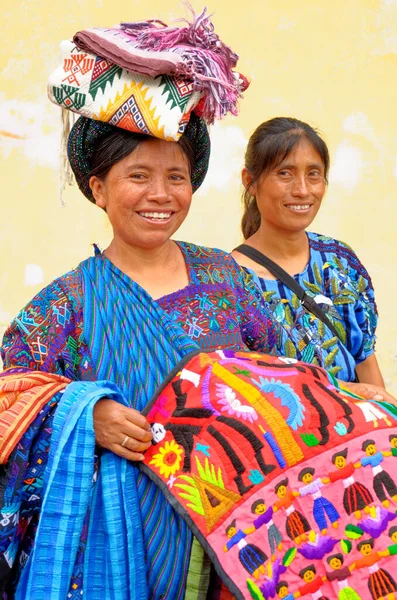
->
xmin=241 ymin=167 xmax=255 ymax=195
xmin=89 ymin=176 xmax=106 ymax=208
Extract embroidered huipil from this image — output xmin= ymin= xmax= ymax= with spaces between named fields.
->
xmin=246 ymin=232 xmax=378 ymax=382
xmin=1 ymin=242 xmax=281 ymax=600
xmin=2 ymin=243 xmax=280 ymax=379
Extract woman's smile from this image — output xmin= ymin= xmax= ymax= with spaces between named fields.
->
xmin=137 ymin=211 xmax=174 ymax=224
xmin=283 ymin=203 xmax=313 ymax=213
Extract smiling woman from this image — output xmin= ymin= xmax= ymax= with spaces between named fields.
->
xmin=233 ymin=117 xmax=388 ymax=394
xmin=89 ymin=137 xmax=194 ymax=296
xmin=0 ymin=11 xmax=288 ymax=599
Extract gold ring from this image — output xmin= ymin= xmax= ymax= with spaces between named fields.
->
xmin=121 ymin=435 xmax=130 ymax=448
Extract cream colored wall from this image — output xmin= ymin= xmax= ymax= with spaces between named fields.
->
xmin=1 ymin=0 xmax=396 ymax=392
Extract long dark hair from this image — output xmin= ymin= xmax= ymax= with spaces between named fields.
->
xmin=241 ymin=117 xmax=330 ymax=239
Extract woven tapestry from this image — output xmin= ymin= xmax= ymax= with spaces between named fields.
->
xmin=48 ymin=40 xmax=202 ymax=141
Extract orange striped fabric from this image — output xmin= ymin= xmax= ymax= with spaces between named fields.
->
xmin=0 ymin=370 xmax=70 ymax=463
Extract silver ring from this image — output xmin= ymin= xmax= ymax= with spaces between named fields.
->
xmin=121 ymin=435 xmax=130 ymax=448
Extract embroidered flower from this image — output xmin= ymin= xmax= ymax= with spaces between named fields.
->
xmin=150 ymin=439 xmax=183 ymax=478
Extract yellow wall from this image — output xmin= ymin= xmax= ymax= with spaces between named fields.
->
xmin=1 ymin=0 xmax=396 ymax=392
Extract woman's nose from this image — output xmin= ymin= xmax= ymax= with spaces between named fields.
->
xmin=291 ymin=176 xmax=309 ymax=197
xmin=147 ymin=178 xmax=169 ymax=202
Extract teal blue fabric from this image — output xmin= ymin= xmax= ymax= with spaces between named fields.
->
xmin=15 ymin=379 xmax=149 ymax=600
xmin=247 ymin=232 xmax=377 ymax=382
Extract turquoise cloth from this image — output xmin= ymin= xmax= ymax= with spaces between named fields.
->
xmin=247 ymin=232 xmax=377 ymax=382
xmin=16 ymin=379 xmax=149 ymax=600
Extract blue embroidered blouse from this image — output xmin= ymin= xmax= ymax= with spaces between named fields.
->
xmin=246 ymin=232 xmax=378 ymax=382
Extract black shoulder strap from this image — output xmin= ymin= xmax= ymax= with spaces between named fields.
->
xmin=235 ymin=243 xmax=342 ymax=341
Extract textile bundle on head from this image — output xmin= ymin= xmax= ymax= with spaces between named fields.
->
xmin=48 ymin=7 xmax=249 ymax=140
xmin=47 ymin=6 xmax=249 ymax=200
xmin=48 ymin=40 xmax=202 ymax=142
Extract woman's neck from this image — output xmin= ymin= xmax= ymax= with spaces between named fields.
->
xmin=247 ymin=222 xmax=309 ymax=262
xmin=104 ymin=238 xmax=189 ymax=299
xmin=240 ymin=222 xmax=310 ymax=278
xmin=105 ymin=238 xmax=176 ymax=274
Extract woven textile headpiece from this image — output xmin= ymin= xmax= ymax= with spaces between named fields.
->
xmin=48 ymin=6 xmax=248 ymax=199
xmin=68 ymin=112 xmax=210 ymax=201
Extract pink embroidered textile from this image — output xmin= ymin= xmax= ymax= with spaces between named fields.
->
xmin=141 ymin=350 xmax=397 ymax=600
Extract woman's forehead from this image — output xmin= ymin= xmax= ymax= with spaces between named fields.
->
xmin=123 ymin=138 xmax=189 ymax=168
xmin=278 ymin=138 xmax=324 ymax=165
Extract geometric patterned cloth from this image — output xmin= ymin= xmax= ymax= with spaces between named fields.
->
xmin=48 ymin=40 xmax=202 ymax=141
xmin=142 ymin=350 xmax=397 ymax=600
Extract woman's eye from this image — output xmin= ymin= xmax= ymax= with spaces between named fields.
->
xmin=279 ymin=170 xmax=291 ymax=177
xmin=131 ymin=173 xmax=146 ymax=180
xmin=309 ymin=170 xmax=321 ymax=178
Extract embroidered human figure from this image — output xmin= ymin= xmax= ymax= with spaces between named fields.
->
xmin=378 ymin=526 xmax=397 ymax=558
xmin=295 ymin=564 xmax=329 ymax=599
xmin=323 ymin=553 xmax=361 ymax=600
xmin=276 ymin=581 xmax=294 ymax=600
xmin=389 ymin=434 xmax=397 ymax=457
xmin=359 ymin=439 xmax=397 ymax=507
xmin=224 ymin=520 xmax=267 ymax=579
xmin=243 ymin=499 xmax=283 ymax=559
xmin=350 ymin=538 xmax=397 ymax=600
xmin=273 ymin=478 xmax=310 ymax=544
xmin=324 ymin=448 xmax=373 ymax=518
xmin=354 ymin=400 xmax=392 ymax=428
xmin=297 ymin=467 xmax=339 ymax=534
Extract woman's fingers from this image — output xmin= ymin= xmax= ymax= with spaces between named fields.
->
xmin=93 ymin=398 xmax=153 ymax=460
xmin=343 ymin=382 xmax=397 ymax=405
xmin=118 ymin=436 xmax=152 ymax=461
xmin=119 ymin=435 xmax=152 ymax=453
xmin=125 ymin=407 xmax=151 ymax=431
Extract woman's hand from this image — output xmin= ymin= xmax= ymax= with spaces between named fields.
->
xmin=339 ymin=381 xmax=397 ymax=405
xmin=93 ymin=398 xmax=152 ymax=461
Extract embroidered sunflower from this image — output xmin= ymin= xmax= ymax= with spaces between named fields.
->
xmin=149 ymin=439 xmax=183 ymax=478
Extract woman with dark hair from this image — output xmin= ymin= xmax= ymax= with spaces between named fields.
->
xmin=233 ymin=117 xmax=392 ymax=400
xmin=0 ymin=14 xmax=280 ymax=599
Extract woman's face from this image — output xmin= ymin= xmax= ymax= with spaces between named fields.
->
xmin=243 ymin=138 xmax=326 ymax=234
xmin=90 ymin=138 xmax=193 ymax=251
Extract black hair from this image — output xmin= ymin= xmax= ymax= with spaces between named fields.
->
xmin=275 ymin=478 xmax=288 ymax=492
xmin=276 ymin=581 xmax=288 ymax=593
xmin=357 ymin=538 xmax=374 ymax=551
xmin=241 ymin=117 xmax=330 ymax=239
xmin=299 ymin=564 xmax=316 ymax=578
xmin=332 ymin=448 xmax=348 ymax=464
xmin=362 ymin=439 xmax=375 ymax=452
xmin=251 ymin=499 xmax=265 ymax=513
xmin=327 ymin=553 xmax=344 ymax=565
xmin=226 ymin=520 xmax=237 ymax=535
xmin=88 ymin=129 xmax=195 ymax=183
xmin=298 ymin=467 xmax=315 ymax=482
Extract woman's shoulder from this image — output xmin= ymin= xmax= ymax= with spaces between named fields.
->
xmin=178 ymin=241 xmax=241 ymax=269
xmin=16 ymin=263 xmax=87 ymax=324
xmin=308 ymin=232 xmax=371 ymax=279
xmin=39 ymin=265 xmax=84 ymax=307
xmin=308 ymin=231 xmax=355 ymax=255
xmin=178 ymin=241 xmax=245 ymax=287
